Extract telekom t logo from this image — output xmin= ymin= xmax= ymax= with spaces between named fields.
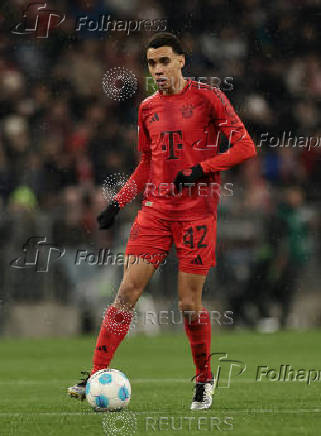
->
xmin=11 ymin=2 xmax=65 ymax=38
xmin=10 ymin=236 xmax=65 ymax=272
xmin=160 ymin=130 xmax=183 ymax=159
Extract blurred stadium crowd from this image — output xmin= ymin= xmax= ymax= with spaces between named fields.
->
xmin=0 ymin=0 xmax=320 ymax=329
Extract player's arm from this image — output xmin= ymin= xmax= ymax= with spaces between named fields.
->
xmin=200 ymin=87 xmax=257 ymax=172
xmin=97 ymin=105 xmax=151 ymax=230
xmin=174 ymin=88 xmax=256 ymax=186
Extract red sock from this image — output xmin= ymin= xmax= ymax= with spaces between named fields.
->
xmin=91 ymin=305 xmax=132 ymax=375
xmin=184 ymin=308 xmax=212 ymax=382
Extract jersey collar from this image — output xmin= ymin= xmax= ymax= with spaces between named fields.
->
xmin=158 ymin=79 xmax=191 ymax=98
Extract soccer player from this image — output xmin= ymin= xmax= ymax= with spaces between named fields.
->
xmin=68 ymin=32 xmax=257 ymax=410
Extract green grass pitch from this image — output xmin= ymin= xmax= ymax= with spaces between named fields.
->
xmin=1 ymin=330 xmax=321 ymax=435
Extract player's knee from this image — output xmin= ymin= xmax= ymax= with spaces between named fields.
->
xmin=114 ymin=292 xmax=138 ymax=310
xmin=179 ymin=299 xmax=197 ymax=317
xmin=119 ymin=279 xmax=143 ymax=301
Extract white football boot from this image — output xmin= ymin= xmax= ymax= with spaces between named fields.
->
xmin=190 ymin=376 xmax=216 ymax=410
xmin=67 ymin=371 xmax=90 ymax=401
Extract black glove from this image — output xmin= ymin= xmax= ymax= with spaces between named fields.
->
xmin=174 ymin=164 xmax=204 ymax=189
xmin=97 ymin=201 xmax=120 ymax=230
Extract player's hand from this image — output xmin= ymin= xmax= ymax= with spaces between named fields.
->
xmin=97 ymin=201 xmax=120 ymax=230
xmin=174 ymin=164 xmax=204 ymax=189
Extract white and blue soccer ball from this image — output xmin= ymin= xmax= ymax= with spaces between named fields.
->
xmin=86 ymin=369 xmax=131 ymax=411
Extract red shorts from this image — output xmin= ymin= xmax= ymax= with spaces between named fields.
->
xmin=125 ymin=209 xmax=217 ymax=275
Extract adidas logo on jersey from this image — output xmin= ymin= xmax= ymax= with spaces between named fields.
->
xmin=191 ymin=254 xmax=203 ymax=265
xmin=149 ymin=112 xmax=159 ymax=124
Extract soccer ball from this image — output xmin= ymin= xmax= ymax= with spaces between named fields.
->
xmin=86 ymin=369 xmax=131 ymax=411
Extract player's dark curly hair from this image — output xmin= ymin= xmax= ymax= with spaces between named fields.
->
xmin=146 ymin=32 xmax=185 ymax=55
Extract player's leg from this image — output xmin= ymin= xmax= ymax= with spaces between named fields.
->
xmin=178 ymin=271 xmax=214 ymax=409
xmin=91 ymin=257 xmax=155 ymax=374
xmin=68 ymin=258 xmax=155 ymax=400
xmin=68 ymin=209 xmax=171 ymax=400
xmin=173 ymin=216 xmax=217 ymax=409
xmin=178 ymin=271 xmax=211 ymax=378
xmin=91 ymin=209 xmax=170 ymax=374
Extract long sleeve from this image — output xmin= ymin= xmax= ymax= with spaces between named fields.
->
xmin=114 ymin=104 xmax=151 ymax=208
xmin=114 ymin=150 xmax=151 ymax=207
xmin=200 ymin=88 xmax=257 ymax=173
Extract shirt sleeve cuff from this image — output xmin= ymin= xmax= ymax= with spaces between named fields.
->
xmin=200 ymin=161 xmax=212 ymax=174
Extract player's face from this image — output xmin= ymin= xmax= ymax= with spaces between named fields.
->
xmin=147 ymin=46 xmax=185 ymax=93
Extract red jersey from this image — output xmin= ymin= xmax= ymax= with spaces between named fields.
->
xmin=115 ymin=80 xmax=256 ymax=220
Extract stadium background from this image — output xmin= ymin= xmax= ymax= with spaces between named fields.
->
xmin=0 ymin=0 xmax=320 ymax=337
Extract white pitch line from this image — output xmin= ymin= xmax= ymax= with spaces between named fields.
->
xmin=0 ymin=409 xmax=320 ymax=417
xmin=0 ymin=413 xmax=95 ymax=417
xmin=0 ymin=378 xmax=272 ymax=385
xmin=230 ymin=409 xmax=321 ymax=414
xmin=131 ymin=378 xmax=318 ymax=384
